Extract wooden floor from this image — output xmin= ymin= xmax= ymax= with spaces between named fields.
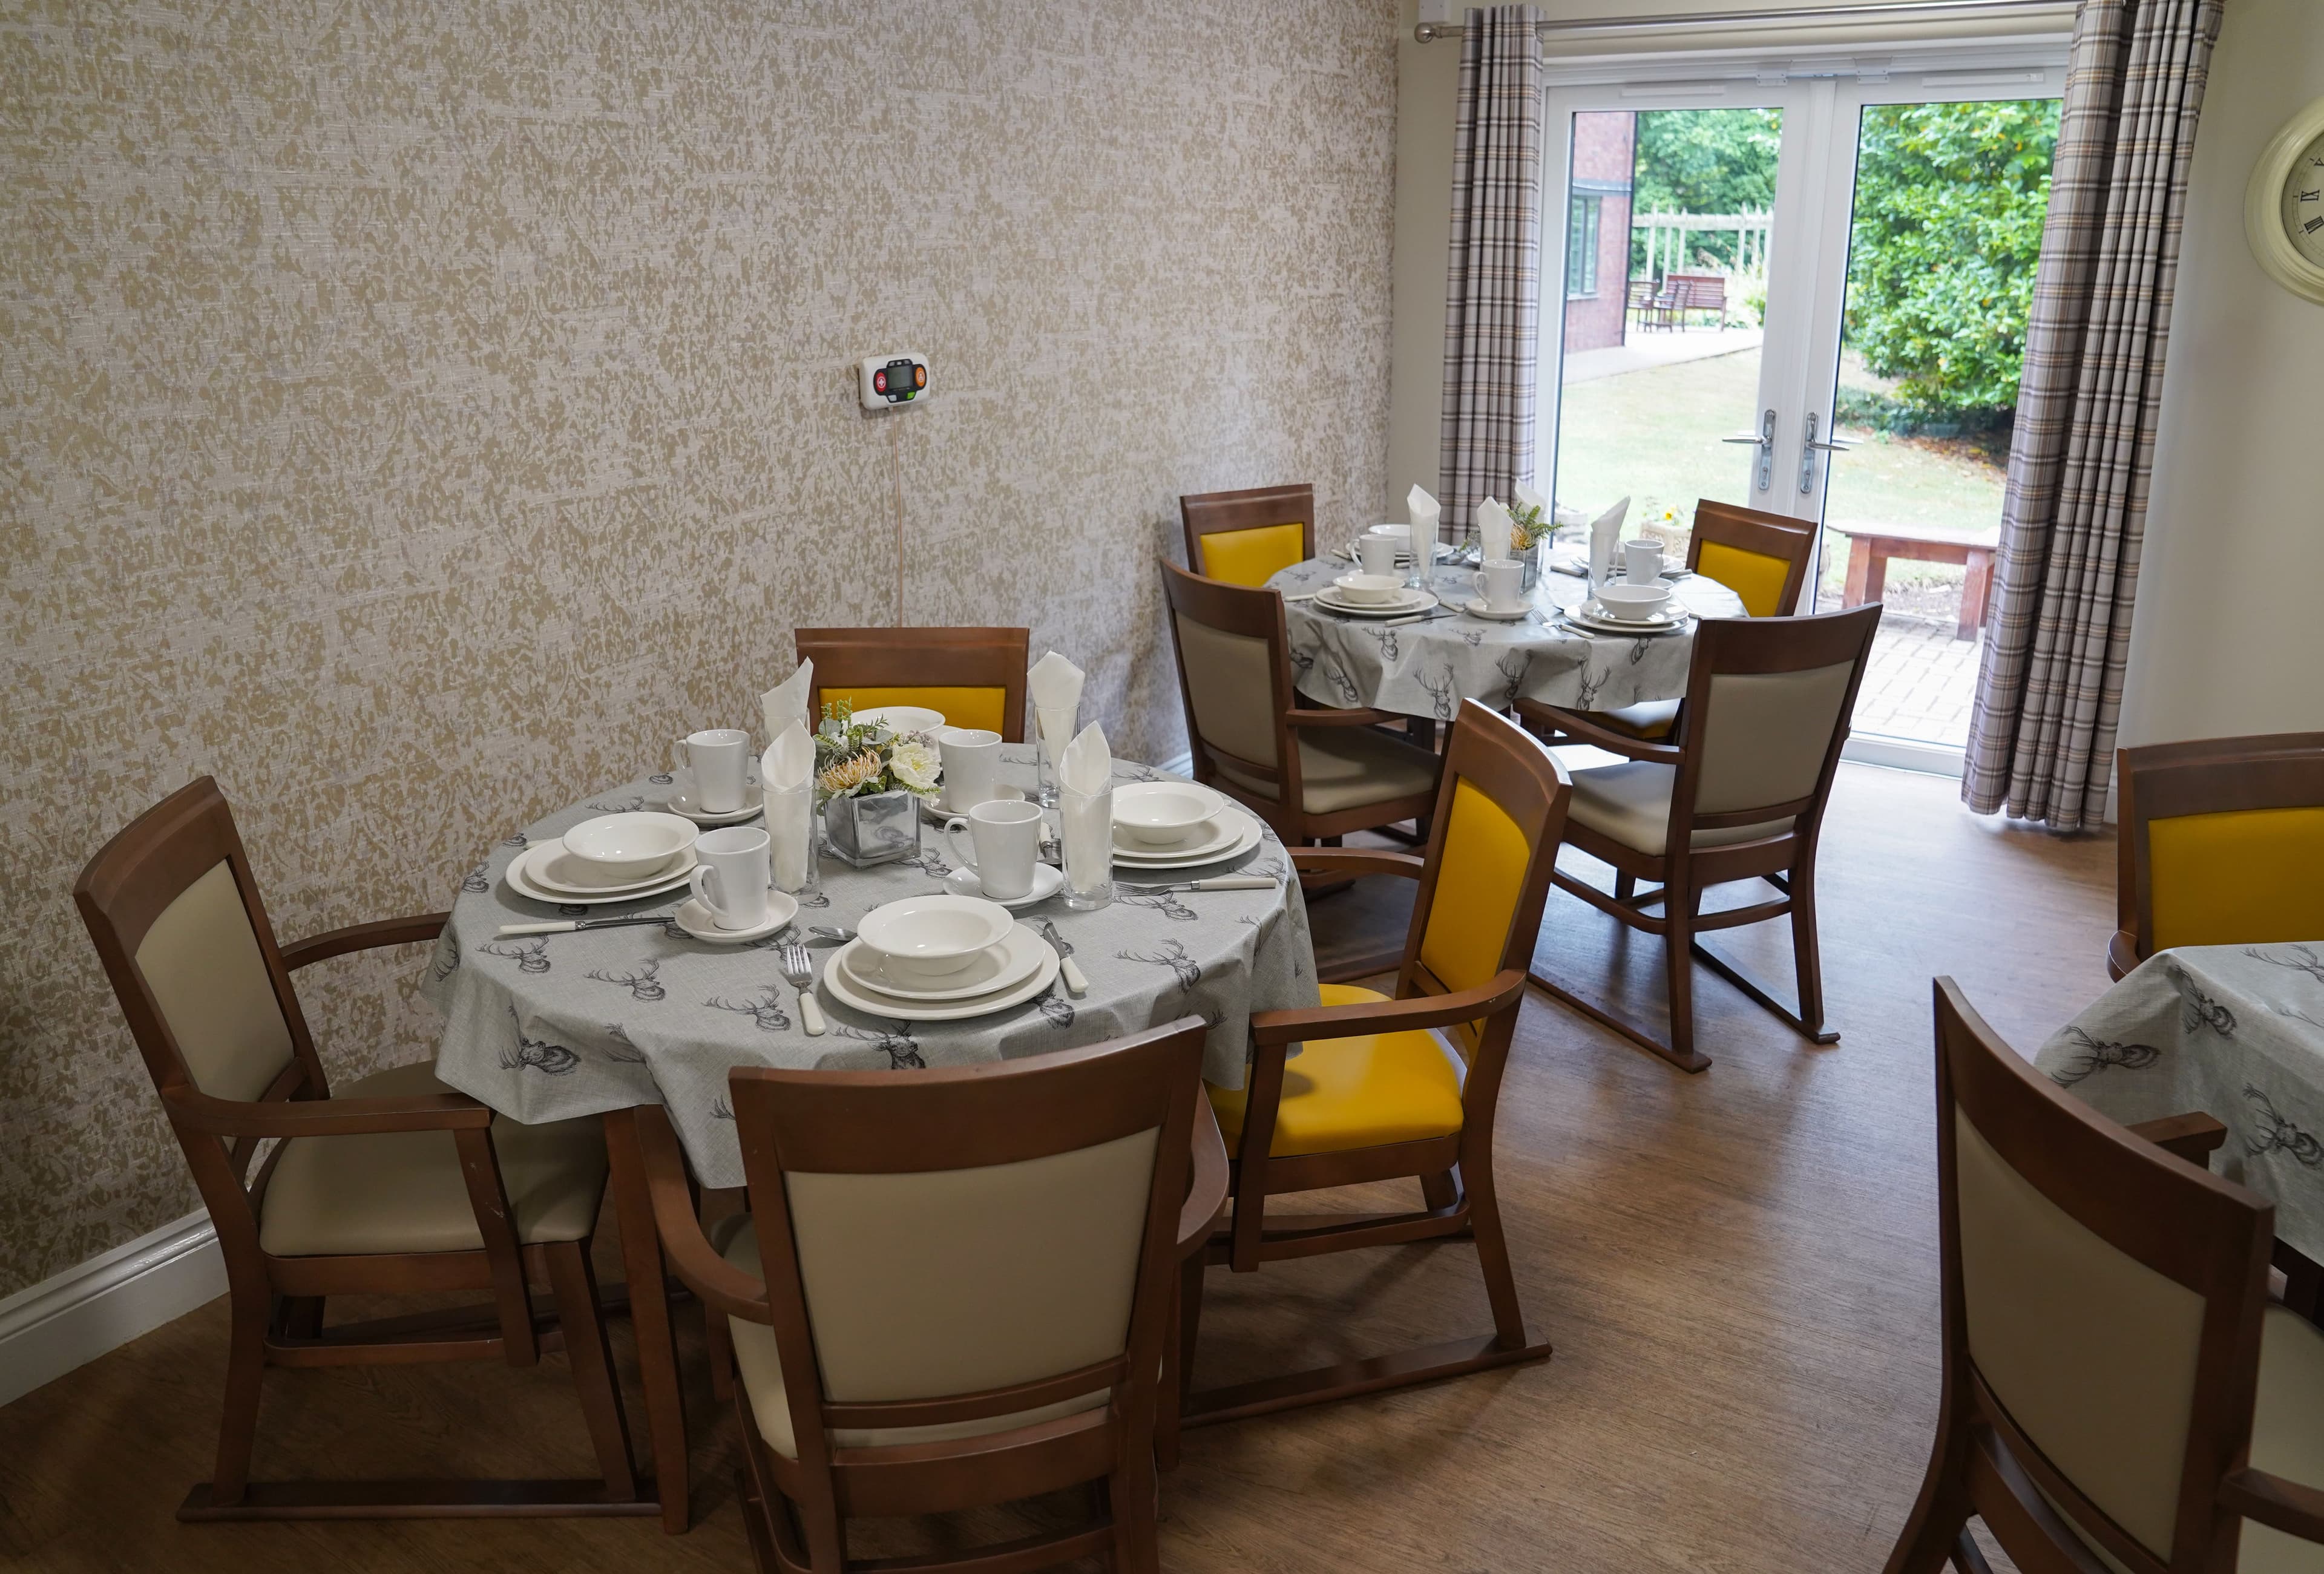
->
xmin=0 ymin=762 xmax=2115 ymax=1572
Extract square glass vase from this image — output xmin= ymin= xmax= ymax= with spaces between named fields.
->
xmin=821 ymin=789 xmax=921 ymax=868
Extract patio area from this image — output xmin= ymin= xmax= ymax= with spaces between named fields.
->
xmin=1853 ymin=614 xmax=1982 ymax=749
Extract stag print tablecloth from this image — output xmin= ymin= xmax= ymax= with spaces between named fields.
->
xmin=2037 ymin=943 xmax=2324 ymax=1262
xmin=1264 ymin=558 xmax=1747 ymax=720
xmin=419 ymin=747 xmax=1318 ymax=1188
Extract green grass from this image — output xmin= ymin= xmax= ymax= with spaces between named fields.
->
xmin=1552 ymin=346 xmax=2007 ymax=598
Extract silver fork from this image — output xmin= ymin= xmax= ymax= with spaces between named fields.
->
xmin=778 ymin=942 xmax=826 ymax=1036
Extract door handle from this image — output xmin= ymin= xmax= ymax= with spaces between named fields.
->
xmin=1798 ymin=411 xmax=1854 ymax=494
xmin=1722 ymin=409 xmax=1777 ymax=494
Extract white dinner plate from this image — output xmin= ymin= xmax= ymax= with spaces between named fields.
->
xmin=505 ymin=851 xmax=697 ymax=908
xmin=1111 ymin=811 xmax=1241 ymax=862
xmin=1111 ymin=813 xmax=1264 ymax=868
xmin=1563 ymin=602 xmax=1689 ymax=636
xmin=944 ymin=864 xmax=1065 ymax=909
xmin=671 ymin=891 xmax=799 ymax=944
xmin=836 ymin=923 xmax=1045 ymax=1002
xmin=1462 ymin=597 xmax=1534 ymax=622
xmin=514 ymin=840 xmax=700 ymax=898
xmin=821 ymin=933 xmax=1060 ymax=1022
xmin=1312 ymin=588 xmax=1438 ymax=618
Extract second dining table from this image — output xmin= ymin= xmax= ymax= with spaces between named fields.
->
xmin=1265 ymin=553 xmax=1747 ymax=719
xmin=417 ymin=741 xmax=1314 ymax=1528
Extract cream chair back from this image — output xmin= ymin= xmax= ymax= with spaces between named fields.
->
xmin=133 ymin=860 xmax=297 ymax=1103
xmin=1171 ymin=612 xmax=1279 ymax=770
xmin=1694 ymin=660 xmax=1858 ymax=818
xmin=785 ymin=1129 xmax=1160 ymax=1402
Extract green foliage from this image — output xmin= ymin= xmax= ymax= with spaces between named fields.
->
xmin=1843 ymin=100 xmax=2060 ymax=416
xmin=1630 ymin=108 xmax=1781 ymax=274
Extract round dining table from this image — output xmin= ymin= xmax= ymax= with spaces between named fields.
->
xmin=421 ymin=744 xmax=1317 ymax=1191
xmin=1264 ymin=555 xmax=1746 ymax=718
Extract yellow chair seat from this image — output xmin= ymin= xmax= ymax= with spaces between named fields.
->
xmin=1206 ymin=984 xmax=1466 ymax=1157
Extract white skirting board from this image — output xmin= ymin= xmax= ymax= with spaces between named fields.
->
xmin=0 ymin=1211 xmax=224 ymax=1409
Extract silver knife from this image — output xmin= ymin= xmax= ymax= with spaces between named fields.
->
xmin=496 ymin=913 xmax=676 ymax=937
xmin=1036 ymin=919 xmax=1089 ymax=997
xmin=1120 ymin=876 xmax=1276 ymax=893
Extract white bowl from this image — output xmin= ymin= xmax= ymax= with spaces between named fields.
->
xmin=1333 ymin=572 xmax=1405 ymax=605
xmin=1113 ymin=781 xmax=1225 ymax=846
xmin=854 ymin=704 xmax=946 ymax=735
xmin=561 ymin=812 xmax=700 ymax=883
xmin=1366 ymin=523 xmax=1412 ymax=542
xmin=856 ymin=894 xmax=1015 ymax=985
xmin=1593 ymin=582 xmax=1674 ymax=621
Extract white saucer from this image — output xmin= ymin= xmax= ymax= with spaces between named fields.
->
xmin=1112 ymin=813 xmax=1264 ymax=868
xmin=1463 ymin=597 xmax=1534 ymax=622
xmin=921 ymin=783 xmax=1031 ymax=825
xmin=836 ymin=923 xmax=1045 ymax=1002
xmin=1112 ymin=812 xmax=1240 ymax=862
xmin=655 ymin=782 xmax=764 ymax=827
xmin=516 ymin=840 xmax=700 ymax=898
xmin=671 ymin=891 xmax=799 ymax=944
xmin=1313 ymin=588 xmax=1437 ymax=618
xmin=505 ymin=853 xmax=697 ymax=908
xmin=823 ymin=929 xmax=1060 ymax=1021
xmin=944 ymin=863 xmax=1066 ymax=909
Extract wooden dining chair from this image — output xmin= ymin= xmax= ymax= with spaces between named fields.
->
xmin=1180 ymin=483 xmax=1315 ymax=588
xmin=1885 ymin=979 xmax=2324 ymax=1574
xmin=1158 ymin=559 xmax=1441 ymax=856
xmin=1518 ymin=603 xmax=1882 ymax=1073
xmin=1528 ymin=498 xmax=1822 ymax=752
xmin=632 ymin=1020 xmax=1219 ymax=1574
xmin=2107 ymin=732 xmax=2324 ymax=980
xmin=1175 ymin=700 xmax=1566 ymax=1429
xmin=793 ymin=627 xmax=1030 ymax=740
xmin=72 ymin=777 xmax=648 ymax=1520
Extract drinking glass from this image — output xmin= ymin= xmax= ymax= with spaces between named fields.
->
xmin=766 ymin=780 xmax=821 ymax=901
xmin=1057 ymin=780 xmax=1113 ymax=911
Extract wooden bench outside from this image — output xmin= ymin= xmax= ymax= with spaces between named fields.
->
xmin=1828 ymin=520 xmax=2000 ymax=641
xmin=1663 ymin=272 xmax=1728 ymax=330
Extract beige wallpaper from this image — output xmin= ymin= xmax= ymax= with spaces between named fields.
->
xmin=0 ymin=0 xmax=1397 ymax=1298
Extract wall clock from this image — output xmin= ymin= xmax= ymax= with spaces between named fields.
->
xmin=2247 ymin=96 xmax=2324 ymax=306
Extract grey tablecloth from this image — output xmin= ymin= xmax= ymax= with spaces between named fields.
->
xmin=420 ymin=747 xmax=1318 ymax=1187
xmin=1265 ymin=557 xmax=1746 ymax=718
xmin=2037 ymin=943 xmax=2324 ymax=1262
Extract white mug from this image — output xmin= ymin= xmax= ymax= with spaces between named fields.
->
xmin=944 ymin=799 xmax=1043 ymax=901
xmin=689 ymin=825 xmax=771 ymax=931
xmin=1479 ymin=558 xmax=1527 ymax=612
xmin=1359 ymin=533 xmax=1400 ymax=577
xmin=937 ymin=726 xmax=1003 ymax=812
xmin=1624 ymin=539 xmax=1666 ymax=583
xmin=675 ymin=728 xmax=750 ymax=813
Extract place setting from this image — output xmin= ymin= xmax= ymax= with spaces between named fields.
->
xmin=655 ymin=727 xmax=766 ymax=825
xmin=502 ymin=809 xmax=703 ymax=906
xmin=1560 ymin=537 xmax=1693 ymax=636
xmin=818 ymin=893 xmax=1062 ymax=1023
xmin=1111 ymin=781 xmax=1264 ymax=871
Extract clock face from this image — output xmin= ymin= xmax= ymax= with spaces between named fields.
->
xmin=2283 ymin=130 xmax=2324 ymax=268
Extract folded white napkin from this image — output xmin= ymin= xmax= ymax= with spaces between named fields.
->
xmin=762 ymin=661 xmax=813 ymax=747
xmin=1587 ymin=496 xmax=1632 ymax=586
xmin=1512 ymin=480 xmax=1547 ymax=519
xmin=1028 ymin=650 xmax=1083 ymax=757
xmin=761 ymin=722 xmax=816 ymax=893
xmin=1475 ymin=497 xmax=1515 ymax=564
xmin=1407 ymin=484 xmax=1440 ymax=568
xmin=1057 ymin=722 xmax=1114 ymax=892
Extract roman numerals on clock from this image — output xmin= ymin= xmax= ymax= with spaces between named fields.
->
xmin=2308 ymin=217 xmax=2324 ymax=235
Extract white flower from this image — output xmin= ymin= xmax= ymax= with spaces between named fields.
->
xmin=888 ymin=737 xmax=942 ymax=793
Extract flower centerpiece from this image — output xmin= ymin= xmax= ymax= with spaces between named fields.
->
xmin=1508 ymin=496 xmax=1550 ymax=590
xmin=814 ymin=700 xmax=942 ymax=867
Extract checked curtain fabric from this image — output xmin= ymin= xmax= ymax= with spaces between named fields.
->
xmin=1439 ymin=5 xmax=1544 ymax=545
xmin=1961 ymin=0 xmax=2226 ymax=830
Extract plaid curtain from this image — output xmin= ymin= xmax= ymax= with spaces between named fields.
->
xmin=1438 ymin=5 xmax=1543 ymax=543
xmin=1960 ymin=0 xmax=2224 ymax=830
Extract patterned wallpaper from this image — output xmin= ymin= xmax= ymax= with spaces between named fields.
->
xmin=0 ymin=1 xmax=1397 ymax=1297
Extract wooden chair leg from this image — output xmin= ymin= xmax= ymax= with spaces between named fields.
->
xmin=281 ymin=1296 xmax=325 ymax=1339
xmin=1664 ymin=881 xmax=1700 ymax=1071
xmin=1789 ymin=859 xmax=1828 ymax=1036
xmin=1420 ymin=1170 xmax=1459 ymax=1211
xmin=204 ymin=1293 xmax=270 ymax=1509
xmin=706 ymin=1304 xmax=735 ymax=1403
xmin=1613 ymin=872 xmax=1636 ymax=902
xmin=543 ymin=1239 xmax=641 ymax=1502
xmin=1158 ymin=1255 xmax=1203 ymax=1472
xmin=1108 ymin=1446 xmax=1162 ymax=1574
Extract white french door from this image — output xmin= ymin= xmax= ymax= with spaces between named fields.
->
xmin=1540 ymin=42 xmax=2067 ymax=768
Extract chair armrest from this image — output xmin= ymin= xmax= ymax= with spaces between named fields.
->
xmin=1290 ymin=847 xmax=1427 ymax=882
xmin=2222 ymin=1466 xmax=2324 ymax=1543
xmin=1249 ymin=968 xmax=1527 ymax=1048
xmin=2106 ymin=930 xmax=2142 ymax=982
xmin=162 ymin=1083 xmax=491 ymax=1137
xmin=1512 ymin=700 xmax=1682 ymax=764
xmin=1180 ymin=1101 xmax=1230 ymax=1253
xmin=1285 ymin=706 xmax=1408 ymax=730
xmin=632 ymin=1104 xmax=775 ymax=1323
xmin=2127 ymin=1112 xmax=2228 ymax=1169
xmin=280 ymin=913 xmax=450 ymax=971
